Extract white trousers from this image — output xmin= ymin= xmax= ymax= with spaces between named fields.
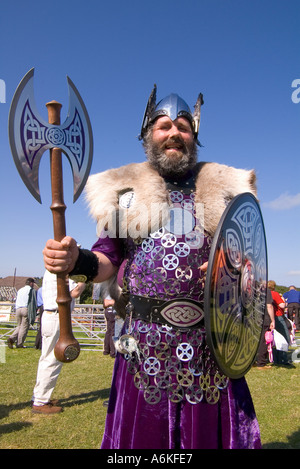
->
xmin=32 ymin=312 xmax=63 ymax=406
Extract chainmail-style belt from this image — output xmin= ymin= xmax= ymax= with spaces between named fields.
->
xmin=129 ymin=294 xmax=204 ymax=329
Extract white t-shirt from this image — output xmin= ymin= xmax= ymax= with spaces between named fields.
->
xmin=15 ymin=285 xmax=31 ymax=309
xmin=42 ymin=270 xmax=77 ymax=311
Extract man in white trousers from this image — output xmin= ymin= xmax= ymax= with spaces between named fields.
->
xmin=32 ymin=270 xmax=85 ymax=414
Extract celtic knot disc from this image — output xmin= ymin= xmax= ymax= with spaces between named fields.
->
xmin=134 ymin=371 xmax=149 ymax=390
xmin=167 ymin=383 xmax=184 ymax=403
xmin=185 ymin=385 xmax=204 ymax=404
xmin=144 ymin=386 xmax=161 ymax=405
xmin=46 ymin=127 xmax=65 ymax=145
xmin=205 ymin=386 xmax=220 ymax=405
xmin=176 ymin=343 xmax=194 ymax=361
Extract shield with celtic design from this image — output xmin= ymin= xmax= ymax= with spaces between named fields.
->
xmin=204 ymin=192 xmax=268 ymax=379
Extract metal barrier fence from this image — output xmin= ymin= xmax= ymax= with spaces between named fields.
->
xmin=0 ymin=302 xmax=106 ymax=351
xmin=72 ymin=304 xmax=105 ymax=351
xmin=2 ymin=302 xmax=299 ymax=360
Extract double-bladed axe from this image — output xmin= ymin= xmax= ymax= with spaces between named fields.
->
xmin=8 ymin=68 xmax=93 ymax=362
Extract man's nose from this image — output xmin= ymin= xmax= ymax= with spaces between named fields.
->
xmin=168 ymin=123 xmax=181 ymax=137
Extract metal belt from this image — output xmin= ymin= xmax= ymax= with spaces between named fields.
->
xmin=129 ymin=294 xmax=204 ymax=330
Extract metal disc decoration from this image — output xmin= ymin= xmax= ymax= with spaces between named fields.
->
xmin=204 ymin=192 xmax=268 ymax=379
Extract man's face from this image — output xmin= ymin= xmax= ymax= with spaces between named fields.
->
xmin=144 ymin=116 xmax=197 ymax=177
xmin=152 ymin=116 xmax=194 ymax=156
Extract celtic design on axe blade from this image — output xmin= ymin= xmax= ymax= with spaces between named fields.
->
xmin=8 ymin=68 xmax=93 ymax=203
xmin=8 ymin=68 xmax=93 ymax=363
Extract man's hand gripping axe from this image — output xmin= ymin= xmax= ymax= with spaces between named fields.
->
xmin=8 ymin=68 xmax=93 ymax=362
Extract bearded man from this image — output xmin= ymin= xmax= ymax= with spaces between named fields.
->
xmin=43 ymin=87 xmax=261 ymax=449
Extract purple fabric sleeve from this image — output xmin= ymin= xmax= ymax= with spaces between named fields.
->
xmin=91 ymin=236 xmax=123 ymax=267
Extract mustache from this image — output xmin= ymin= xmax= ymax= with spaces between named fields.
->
xmin=145 ymin=136 xmax=198 ymax=177
xmin=161 ymin=136 xmax=186 ymax=150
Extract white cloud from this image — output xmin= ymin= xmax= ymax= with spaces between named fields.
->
xmin=287 ymin=270 xmax=300 ymax=276
xmin=263 ymin=192 xmax=300 ymax=210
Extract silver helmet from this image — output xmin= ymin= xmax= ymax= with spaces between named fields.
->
xmin=139 ymin=84 xmax=204 ymax=144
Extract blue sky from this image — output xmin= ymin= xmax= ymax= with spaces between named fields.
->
xmin=0 ymin=0 xmax=300 ymax=287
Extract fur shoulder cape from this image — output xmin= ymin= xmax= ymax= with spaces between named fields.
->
xmin=85 ymin=161 xmax=257 ymax=239
xmin=84 ymin=161 xmax=257 ymax=315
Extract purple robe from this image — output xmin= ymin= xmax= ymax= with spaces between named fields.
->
xmin=92 ymin=191 xmax=261 ymax=449
xmin=101 ymin=352 xmax=260 ymax=449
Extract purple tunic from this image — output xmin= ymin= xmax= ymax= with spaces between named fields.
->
xmin=93 ymin=190 xmax=261 ymax=449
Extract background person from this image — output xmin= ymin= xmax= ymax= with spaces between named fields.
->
xmin=102 ymin=295 xmax=116 ymax=358
xmin=283 ymin=285 xmax=300 ymax=331
xmin=31 ymin=270 xmax=85 ymax=414
xmin=268 ymin=280 xmax=290 ymax=366
xmin=7 ymin=278 xmax=37 ymax=349
xmin=35 ymin=286 xmax=44 ymax=350
xmin=255 ymin=287 xmax=275 ymax=368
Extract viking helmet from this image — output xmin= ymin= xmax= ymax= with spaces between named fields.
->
xmin=139 ymin=84 xmax=204 ymax=144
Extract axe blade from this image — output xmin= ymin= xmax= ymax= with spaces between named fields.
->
xmin=8 ymin=68 xmax=93 ymax=203
xmin=8 ymin=68 xmax=45 ymax=203
xmin=64 ymin=76 xmax=93 ymax=202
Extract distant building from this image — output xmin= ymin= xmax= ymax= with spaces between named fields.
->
xmin=0 ymin=276 xmax=39 ymax=301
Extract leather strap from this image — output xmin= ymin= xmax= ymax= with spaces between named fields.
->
xmin=129 ymin=294 xmax=204 ymax=330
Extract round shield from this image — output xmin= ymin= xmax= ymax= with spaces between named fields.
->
xmin=204 ymin=192 xmax=268 ymax=379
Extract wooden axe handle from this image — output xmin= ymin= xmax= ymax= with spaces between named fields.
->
xmin=46 ymin=101 xmax=80 ymax=362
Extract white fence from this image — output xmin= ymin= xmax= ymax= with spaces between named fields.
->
xmin=0 ymin=302 xmax=106 ymax=351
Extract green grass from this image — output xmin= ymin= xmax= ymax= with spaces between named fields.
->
xmin=0 ymin=331 xmax=299 ymax=449
xmin=247 ymin=364 xmax=300 ymax=449
xmin=0 ymin=332 xmax=115 ymax=449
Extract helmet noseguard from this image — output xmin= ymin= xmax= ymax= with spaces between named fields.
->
xmin=139 ymin=84 xmax=204 ymax=145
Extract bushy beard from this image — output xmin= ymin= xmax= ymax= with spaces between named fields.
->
xmin=143 ymin=131 xmax=198 ymax=178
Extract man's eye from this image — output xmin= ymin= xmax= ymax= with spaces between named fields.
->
xmin=159 ymin=126 xmax=170 ymax=131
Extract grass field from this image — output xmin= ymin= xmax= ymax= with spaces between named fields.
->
xmin=0 ymin=331 xmax=299 ymax=449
